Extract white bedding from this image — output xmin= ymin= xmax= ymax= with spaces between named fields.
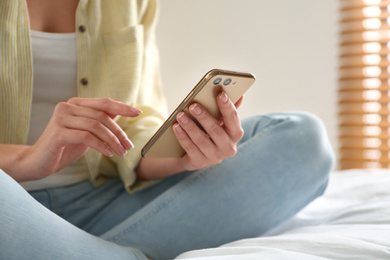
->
xmin=176 ymin=169 xmax=390 ymax=259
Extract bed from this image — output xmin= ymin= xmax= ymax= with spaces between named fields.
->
xmin=175 ymin=169 xmax=390 ymax=259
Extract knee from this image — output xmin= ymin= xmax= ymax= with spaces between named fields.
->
xmin=286 ymin=112 xmax=335 ymax=188
xmin=244 ymin=111 xmax=335 ymax=176
xmin=243 ymin=111 xmax=335 ymax=194
xmin=291 ymin=112 xmax=335 ymax=161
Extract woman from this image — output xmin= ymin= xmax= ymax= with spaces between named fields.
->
xmin=0 ymin=0 xmax=335 ymax=259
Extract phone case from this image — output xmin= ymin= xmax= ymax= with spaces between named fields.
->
xmin=141 ymin=69 xmax=256 ymax=158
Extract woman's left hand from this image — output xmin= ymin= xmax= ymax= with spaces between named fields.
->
xmin=173 ymin=92 xmax=244 ymax=171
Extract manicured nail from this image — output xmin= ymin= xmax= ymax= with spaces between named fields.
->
xmin=130 ymin=106 xmax=143 ymax=115
xmin=220 ymin=92 xmax=229 ymax=103
xmin=105 ymin=148 xmax=114 ymax=157
xmin=119 ymin=145 xmax=127 ymax=156
xmin=178 ymin=112 xmax=189 ymax=124
xmin=173 ymin=123 xmax=183 ymax=133
xmin=124 ymin=138 xmax=134 ymax=150
xmin=190 ymin=103 xmax=202 ymax=115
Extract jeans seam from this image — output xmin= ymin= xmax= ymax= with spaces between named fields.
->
xmin=65 ymin=185 xmax=123 ymax=213
xmin=106 ymin=167 xmax=214 ymax=243
xmin=50 ymin=180 xmax=124 ymax=215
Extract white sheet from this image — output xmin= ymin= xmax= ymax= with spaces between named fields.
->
xmin=176 ymin=169 xmax=390 ymax=259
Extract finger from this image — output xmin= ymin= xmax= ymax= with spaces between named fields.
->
xmin=235 ymin=96 xmax=244 ymax=109
xmin=63 ymin=116 xmax=128 ymax=156
xmin=59 ymin=128 xmax=114 ymax=157
xmin=172 ymin=122 xmax=208 ymax=167
xmin=67 ymin=97 xmax=142 ymax=118
xmin=176 ymin=111 xmax=219 ymax=159
xmin=68 ymin=104 xmax=133 ymax=150
xmin=187 ymin=103 xmax=230 ymax=150
xmin=217 ymin=92 xmax=244 ymax=142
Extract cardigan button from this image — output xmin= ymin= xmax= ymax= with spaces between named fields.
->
xmin=80 ymin=78 xmax=88 ymax=86
xmin=78 ymin=25 xmax=86 ymax=33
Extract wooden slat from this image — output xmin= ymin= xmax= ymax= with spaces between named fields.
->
xmin=339 ymin=103 xmax=384 ymax=113
xmin=339 ymin=110 xmax=390 ymax=115
xmin=340 ymin=157 xmax=390 ymax=164
xmin=340 ymin=58 xmax=390 ymax=68
xmin=340 ymin=0 xmax=390 ymax=10
xmin=339 ymin=114 xmax=390 ymax=126
xmin=339 ymin=79 xmax=390 ymax=91
xmin=340 ymin=154 xmax=390 ymax=160
xmin=340 ymin=125 xmax=384 ymax=132
xmin=339 ymin=90 xmax=389 ymax=102
xmin=340 ymin=30 xmax=390 ymax=45
xmin=339 ymin=160 xmax=387 ymax=170
xmin=340 ymin=43 xmax=389 ymax=56
xmin=340 ymin=149 xmax=390 ymax=160
xmin=339 ymin=132 xmax=390 ymax=138
xmin=340 ymin=20 xmax=390 ymax=33
xmin=341 ymin=8 xmax=390 ymax=21
xmin=339 ymin=68 xmax=390 ymax=80
xmin=340 ymin=137 xmax=387 ymax=148
xmin=340 ymin=121 xmax=390 ymax=127
xmin=341 ymin=146 xmax=390 ymax=151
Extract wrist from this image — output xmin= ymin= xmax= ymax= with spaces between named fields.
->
xmin=17 ymin=145 xmax=45 ymax=181
xmin=136 ymin=157 xmax=186 ymax=180
xmin=22 ymin=144 xmax=45 ymax=180
xmin=0 ymin=144 xmax=38 ymax=182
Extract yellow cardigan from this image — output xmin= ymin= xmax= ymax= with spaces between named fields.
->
xmin=0 ymin=0 xmax=168 ymax=192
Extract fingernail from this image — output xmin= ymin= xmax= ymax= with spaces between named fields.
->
xmin=220 ymin=92 xmax=229 ymax=103
xmin=124 ymin=138 xmax=134 ymax=150
xmin=178 ymin=112 xmax=189 ymax=124
xmin=119 ymin=145 xmax=127 ymax=156
xmin=105 ymin=148 xmax=114 ymax=157
xmin=190 ymin=103 xmax=202 ymax=115
xmin=130 ymin=106 xmax=143 ymax=115
xmin=173 ymin=123 xmax=183 ymax=133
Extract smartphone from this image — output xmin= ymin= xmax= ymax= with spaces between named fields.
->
xmin=141 ymin=69 xmax=256 ymax=158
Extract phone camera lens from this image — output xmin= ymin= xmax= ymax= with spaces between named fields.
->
xmin=213 ymin=78 xmax=222 ymax=85
xmin=223 ymin=78 xmax=232 ymax=86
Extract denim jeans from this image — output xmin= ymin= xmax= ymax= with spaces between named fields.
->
xmin=0 ymin=112 xmax=335 ymax=260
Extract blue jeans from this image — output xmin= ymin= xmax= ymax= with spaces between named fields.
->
xmin=0 ymin=112 xmax=335 ymax=260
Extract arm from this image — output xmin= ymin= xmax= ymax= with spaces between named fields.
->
xmin=0 ymin=98 xmax=141 ymax=182
xmin=136 ymin=157 xmax=185 ymax=180
xmin=0 ymin=145 xmax=35 ymax=182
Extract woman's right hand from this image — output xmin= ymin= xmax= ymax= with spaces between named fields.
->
xmin=26 ymin=97 xmax=142 ymax=180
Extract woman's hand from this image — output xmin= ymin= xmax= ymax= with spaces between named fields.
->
xmin=173 ymin=92 xmax=244 ymax=171
xmin=26 ymin=97 xmax=141 ymax=180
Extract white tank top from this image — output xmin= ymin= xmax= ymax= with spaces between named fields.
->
xmin=21 ymin=30 xmax=89 ymax=191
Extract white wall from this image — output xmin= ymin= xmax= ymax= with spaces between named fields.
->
xmin=156 ymin=0 xmax=339 ymax=166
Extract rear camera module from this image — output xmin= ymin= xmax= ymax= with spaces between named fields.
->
xmin=223 ymin=78 xmax=232 ymax=86
xmin=213 ymin=78 xmax=222 ymax=85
